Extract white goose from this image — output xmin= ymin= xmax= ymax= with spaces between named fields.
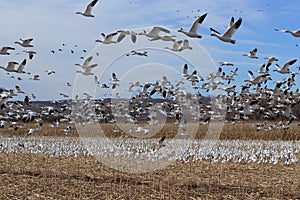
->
xmin=274 ymin=28 xmax=300 ymax=37
xmin=15 ymin=38 xmax=34 ymax=47
xmin=243 ymin=48 xmax=258 ymax=59
xmin=75 ymin=56 xmax=97 ymax=69
xmin=117 ymin=30 xmax=137 ymax=43
xmin=23 ymin=50 xmax=36 ymax=59
xmin=210 ymin=17 xmax=242 ymax=44
xmin=76 ymin=65 xmax=97 ymax=75
xmin=0 ymin=46 xmax=15 ymax=55
xmin=219 ymin=61 xmax=234 ymax=66
xmin=273 ymin=59 xmax=297 ymax=74
xmin=0 ymin=61 xmax=19 ymax=72
xmin=29 ymin=75 xmax=40 ymax=81
xmin=138 ymin=26 xmax=170 ymax=40
xmin=165 ymin=40 xmax=182 ymax=51
xmin=76 ymin=0 xmax=98 ymax=17
xmin=179 ymin=39 xmax=193 ymax=51
xmin=95 ymin=32 xmax=118 ymax=44
xmin=178 ymin=13 xmax=207 ymax=38
xmin=15 ymin=59 xmax=27 ymax=74
xmin=244 ymin=70 xmax=271 ymax=85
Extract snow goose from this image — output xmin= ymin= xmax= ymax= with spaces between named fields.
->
xmin=273 ymin=59 xmax=297 ymax=74
xmin=111 ymin=73 xmax=119 ymax=82
xmin=164 ymin=40 xmax=182 ymax=51
xmin=127 ymin=50 xmax=148 ymax=56
xmin=59 ymin=93 xmax=69 ymax=98
xmin=138 ymin=26 xmax=170 ymax=40
xmin=15 ymin=59 xmax=27 ymax=74
xmin=264 ymin=56 xmax=278 ymax=65
xmin=244 ymin=70 xmax=271 ymax=85
xmin=29 ymin=75 xmax=40 ymax=80
xmin=219 ymin=61 xmax=234 ymax=66
xmin=117 ymin=30 xmax=137 ymax=43
xmin=274 ymin=28 xmax=300 ymax=37
xmin=15 ymin=85 xmax=25 ymax=94
xmin=243 ymin=48 xmax=258 ymax=59
xmin=76 ymin=0 xmax=98 ymax=17
xmin=15 ymin=38 xmax=34 ymax=47
xmin=45 ymin=70 xmax=55 ymax=75
xmin=95 ymin=32 xmax=118 ymax=44
xmin=23 ymin=50 xmax=36 ymax=59
xmin=210 ymin=17 xmax=242 ymax=44
xmin=149 ymin=35 xmax=176 ymax=42
xmin=178 ymin=13 xmax=207 ymax=38
xmin=0 ymin=61 xmax=19 ymax=72
xmin=0 ymin=46 xmax=15 ymax=55
xmin=76 ymin=65 xmax=97 ymax=75
xmin=179 ymin=39 xmax=193 ymax=51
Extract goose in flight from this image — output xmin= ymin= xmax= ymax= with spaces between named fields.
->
xmin=149 ymin=35 xmax=176 ymax=42
xmin=95 ymin=32 xmax=118 ymax=44
xmin=111 ymin=73 xmax=119 ymax=82
xmin=210 ymin=17 xmax=242 ymax=44
xmin=165 ymin=40 xmax=183 ymax=51
xmin=59 ymin=93 xmax=69 ymax=98
xmin=273 ymin=59 xmax=297 ymax=74
xmin=15 ymin=38 xmax=34 ymax=47
xmin=127 ymin=50 xmax=148 ymax=56
xmin=178 ymin=13 xmax=208 ymax=38
xmin=243 ymin=48 xmax=258 ymax=59
xmin=264 ymin=56 xmax=278 ymax=66
xmin=29 ymin=75 xmax=40 ymax=80
xmin=117 ymin=30 xmax=137 ymax=43
xmin=45 ymin=70 xmax=55 ymax=75
xmin=138 ymin=26 xmax=170 ymax=40
xmin=244 ymin=70 xmax=271 ymax=85
xmin=76 ymin=64 xmax=97 ymax=75
xmin=219 ymin=61 xmax=234 ymax=66
xmin=15 ymin=59 xmax=27 ymax=74
xmin=23 ymin=50 xmax=36 ymax=59
xmin=0 ymin=46 xmax=15 ymax=55
xmin=76 ymin=0 xmax=98 ymax=17
xmin=0 ymin=61 xmax=19 ymax=72
xmin=274 ymin=28 xmax=300 ymax=37
xmin=15 ymin=85 xmax=25 ymax=94
xmin=179 ymin=39 xmax=193 ymax=51
xmin=75 ymin=56 xmax=97 ymax=69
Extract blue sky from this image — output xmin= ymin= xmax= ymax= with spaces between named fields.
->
xmin=0 ymin=0 xmax=300 ymax=100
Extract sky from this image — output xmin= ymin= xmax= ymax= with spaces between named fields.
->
xmin=1 ymin=0 xmax=300 ymax=100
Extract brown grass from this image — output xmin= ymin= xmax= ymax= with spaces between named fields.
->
xmin=0 ymin=153 xmax=299 ymax=199
xmin=1 ymin=122 xmax=300 ymax=141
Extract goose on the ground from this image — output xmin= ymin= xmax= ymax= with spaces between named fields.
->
xmin=76 ymin=0 xmax=98 ymax=17
xmin=178 ymin=13 xmax=207 ymax=38
xmin=210 ymin=17 xmax=242 ymax=44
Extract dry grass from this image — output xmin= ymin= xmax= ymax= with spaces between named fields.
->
xmin=1 ymin=122 xmax=300 ymax=141
xmin=0 ymin=153 xmax=299 ymax=199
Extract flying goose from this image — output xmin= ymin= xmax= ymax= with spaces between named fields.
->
xmin=210 ymin=17 xmax=242 ymax=44
xmin=165 ymin=40 xmax=183 ymax=51
xmin=264 ymin=56 xmax=278 ymax=65
xmin=179 ymin=39 xmax=193 ymax=51
xmin=219 ymin=61 xmax=234 ymax=66
xmin=0 ymin=46 xmax=15 ymax=55
xmin=15 ymin=38 xmax=34 ymax=47
xmin=95 ymin=32 xmax=118 ymax=44
xmin=243 ymin=48 xmax=258 ymax=59
xmin=273 ymin=59 xmax=297 ymax=74
xmin=117 ymin=30 xmax=137 ymax=43
xmin=15 ymin=59 xmax=27 ymax=74
xmin=76 ymin=65 xmax=97 ymax=75
xmin=29 ymin=75 xmax=40 ymax=80
xmin=274 ymin=28 xmax=300 ymax=37
xmin=45 ymin=70 xmax=55 ymax=75
xmin=75 ymin=56 xmax=97 ymax=69
xmin=138 ymin=26 xmax=170 ymax=40
xmin=0 ymin=61 xmax=19 ymax=72
xmin=76 ymin=0 xmax=98 ymax=17
xmin=178 ymin=13 xmax=207 ymax=38
xmin=23 ymin=50 xmax=36 ymax=59
xmin=244 ymin=70 xmax=271 ymax=85
xmin=127 ymin=50 xmax=148 ymax=56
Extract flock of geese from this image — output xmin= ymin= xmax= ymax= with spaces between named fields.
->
xmin=1 ymin=0 xmax=300 ymax=141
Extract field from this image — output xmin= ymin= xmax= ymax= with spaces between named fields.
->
xmin=0 ymin=122 xmax=300 ymax=199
